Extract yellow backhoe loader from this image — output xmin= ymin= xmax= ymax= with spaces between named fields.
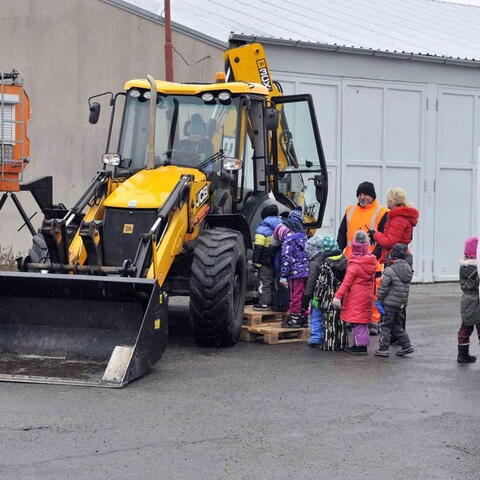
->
xmin=0 ymin=44 xmax=328 ymax=387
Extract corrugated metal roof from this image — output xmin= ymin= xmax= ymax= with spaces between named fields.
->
xmin=116 ymin=0 xmax=480 ymax=63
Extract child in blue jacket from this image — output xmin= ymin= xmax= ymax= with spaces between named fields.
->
xmin=252 ymin=205 xmax=282 ymax=310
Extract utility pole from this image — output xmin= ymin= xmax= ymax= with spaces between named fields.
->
xmin=164 ymin=0 xmax=174 ymax=81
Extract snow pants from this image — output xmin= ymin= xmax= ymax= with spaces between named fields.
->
xmin=309 ymin=306 xmax=324 ymax=344
xmin=288 ymin=278 xmax=307 ymax=315
xmin=458 ymin=322 xmax=480 ymax=345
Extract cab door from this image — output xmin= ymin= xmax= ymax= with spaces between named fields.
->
xmin=270 ymin=94 xmax=328 ymax=229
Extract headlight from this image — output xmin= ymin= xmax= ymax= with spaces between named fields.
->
xmin=218 ymin=91 xmax=231 ymax=104
xmin=143 ymin=91 xmax=151 ymax=99
xmin=223 ymin=157 xmax=243 ymax=171
xmin=102 ymin=153 xmax=121 ymax=166
xmin=201 ymin=92 xmax=215 ymax=103
xmin=129 ymin=89 xmax=141 ymax=98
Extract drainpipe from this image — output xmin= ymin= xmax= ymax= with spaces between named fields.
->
xmin=164 ymin=0 xmax=174 ymax=81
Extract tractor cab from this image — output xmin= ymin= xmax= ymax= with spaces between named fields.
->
xmin=95 ymin=78 xmax=327 ymax=227
xmin=114 ymin=81 xmax=249 ymax=216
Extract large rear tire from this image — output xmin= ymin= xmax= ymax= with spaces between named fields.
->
xmin=189 ymin=228 xmax=246 ymax=346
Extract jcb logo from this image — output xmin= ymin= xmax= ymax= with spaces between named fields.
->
xmin=256 ymin=59 xmax=272 ymax=91
xmin=196 ymin=185 xmax=209 ymax=207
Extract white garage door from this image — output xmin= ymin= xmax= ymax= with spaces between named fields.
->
xmin=341 ymin=79 xmax=427 ymax=280
xmin=272 ymin=70 xmax=480 ymax=282
xmin=276 ymin=76 xmax=342 ymax=238
xmin=433 ymin=87 xmax=480 ymax=281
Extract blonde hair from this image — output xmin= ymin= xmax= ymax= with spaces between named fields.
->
xmin=386 ymin=187 xmax=412 ymax=207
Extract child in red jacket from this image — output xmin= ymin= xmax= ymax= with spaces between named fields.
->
xmin=333 ymin=230 xmax=377 ymax=355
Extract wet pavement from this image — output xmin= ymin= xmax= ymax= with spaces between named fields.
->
xmin=0 ymin=283 xmax=478 ymax=479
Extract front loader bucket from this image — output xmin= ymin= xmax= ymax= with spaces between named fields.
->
xmin=0 ymin=272 xmax=168 ymax=388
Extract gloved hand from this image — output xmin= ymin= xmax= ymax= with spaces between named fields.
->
xmin=301 ymin=295 xmax=310 ymax=314
xmin=253 ymin=263 xmax=262 ymax=270
xmin=367 ymin=229 xmax=376 ymax=242
xmin=332 ymin=297 xmax=342 ymax=310
xmin=374 ymin=300 xmax=385 ymax=316
xmin=279 ymin=277 xmax=288 ymax=287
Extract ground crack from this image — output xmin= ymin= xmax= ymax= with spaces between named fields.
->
xmin=445 ymin=443 xmax=474 ymax=455
xmin=14 ymin=425 xmax=50 ymax=432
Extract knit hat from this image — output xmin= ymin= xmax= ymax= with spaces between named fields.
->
xmin=464 ymin=237 xmax=478 ymax=259
xmin=306 ymin=234 xmax=323 ymax=259
xmin=321 ymin=236 xmax=338 ymax=254
xmin=351 ymin=230 xmax=369 ymax=257
xmin=261 ymin=204 xmax=278 ymax=219
xmin=388 ymin=243 xmax=408 ymax=261
xmin=274 ymin=223 xmax=290 ymax=241
xmin=288 ymin=206 xmax=304 ymax=224
xmin=356 ymin=181 xmax=376 ymax=200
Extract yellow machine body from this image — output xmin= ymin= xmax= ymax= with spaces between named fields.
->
xmin=0 ymin=43 xmax=328 ymax=387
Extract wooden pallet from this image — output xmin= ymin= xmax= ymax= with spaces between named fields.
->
xmin=243 ymin=306 xmax=287 ymax=327
xmin=240 ymin=323 xmax=309 ymax=345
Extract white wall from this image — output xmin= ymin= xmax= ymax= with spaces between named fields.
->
xmin=0 ymin=0 xmax=223 ymax=254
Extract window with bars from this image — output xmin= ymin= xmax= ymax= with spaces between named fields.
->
xmin=0 ymin=102 xmax=15 ymax=144
xmin=0 ymin=100 xmax=15 ymax=161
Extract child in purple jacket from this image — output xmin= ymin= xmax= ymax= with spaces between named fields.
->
xmin=274 ymin=208 xmax=309 ymax=328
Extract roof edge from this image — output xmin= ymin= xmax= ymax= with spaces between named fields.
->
xmin=101 ymin=0 xmax=227 ymax=49
xmin=229 ymin=33 xmax=480 ymax=68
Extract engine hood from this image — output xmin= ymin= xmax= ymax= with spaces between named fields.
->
xmin=104 ymin=165 xmax=205 ymax=209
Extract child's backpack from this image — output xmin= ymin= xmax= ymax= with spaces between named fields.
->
xmin=312 ymin=261 xmax=348 ymax=351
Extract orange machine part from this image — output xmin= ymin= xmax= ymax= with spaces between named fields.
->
xmin=0 ymin=84 xmax=30 ymax=191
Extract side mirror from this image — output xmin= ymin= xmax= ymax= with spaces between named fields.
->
xmin=265 ymin=107 xmax=279 ymax=130
xmin=89 ymin=102 xmax=101 ymax=124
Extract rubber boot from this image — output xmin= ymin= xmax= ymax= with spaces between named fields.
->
xmin=298 ymin=314 xmax=309 ymax=328
xmin=345 ymin=345 xmax=367 ymax=355
xmin=374 ymin=345 xmax=389 ymax=357
xmin=282 ymin=314 xmax=301 ymax=328
xmin=457 ymin=344 xmax=477 ymax=363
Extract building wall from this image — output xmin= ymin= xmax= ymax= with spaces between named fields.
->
xmin=0 ymin=0 xmax=223 ymax=253
xmin=265 ymin=45 xmax=480 ymax=281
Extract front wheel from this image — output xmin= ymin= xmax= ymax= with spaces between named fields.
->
xmin=189 ymin=228 xmax=246 ymax=346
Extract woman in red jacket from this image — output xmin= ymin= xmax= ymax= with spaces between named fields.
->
xmin=333 ymin=231 xmax=377 ymax=355
xmin=369 ymin=187 xmax=419 ymax=264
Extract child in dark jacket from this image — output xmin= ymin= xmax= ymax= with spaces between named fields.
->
xmin=252 ymin=205 xmax=282 ymax=310
xmin=302 ymin=236 xmax=347 ymax=346
xmin=457 ymin=237 xmax=480 ymax=363
xmin=274 ymin=208 xmax=309 ymax=327
xmin=333 ymin=230 xmax=377 ymax=355
xmin=375 ymin=243 xmax=414 ymax=357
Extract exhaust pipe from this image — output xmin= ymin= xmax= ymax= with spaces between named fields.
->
xmin=146 ymin=74 xmax=157 ymax=170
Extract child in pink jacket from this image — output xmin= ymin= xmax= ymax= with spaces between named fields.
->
xmin=333 ymin=230 xmax=377 ymax=355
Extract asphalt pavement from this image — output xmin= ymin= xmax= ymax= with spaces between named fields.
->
xmin=0 ymin=283 xmax=478 ymax=480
